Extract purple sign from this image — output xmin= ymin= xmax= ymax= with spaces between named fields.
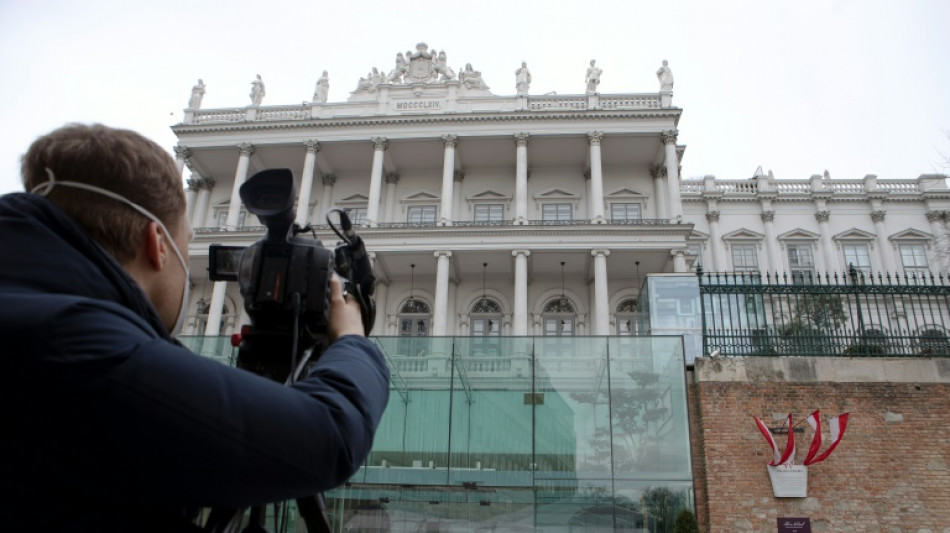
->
xmin=777 ymin=517 xmax=811 ymax=533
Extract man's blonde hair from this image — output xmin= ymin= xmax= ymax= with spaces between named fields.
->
xmin=21 ymin=124 xmax=186 ymax=263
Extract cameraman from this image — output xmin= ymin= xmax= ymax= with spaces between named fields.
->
xmin=0 ymin=124 xmax=390 ymax=532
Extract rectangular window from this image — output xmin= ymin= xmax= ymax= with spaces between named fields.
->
xmin=343 ymin=207 xmax=367 ymax=225
xmin=787 ymin=243 xmax=816 ymax=283
xmin=731 ymin=244 xmax=759 ymax=273
xmin=842 ymin=243 xmax=871 ymax=276
xmin=899 ymin=244 xmax=929 ymax=278
xmin=474 ymin=204 xmax=504 ymax=223
xmin=542 ymin=203 xmax=572 ymax=222
xmin=216 ymin=209 xmax=246 ymax=228
xmin=610 ymin=203 xmax=642 ymax=221
xmin=408 ymin=205 xmax=437 ymax=224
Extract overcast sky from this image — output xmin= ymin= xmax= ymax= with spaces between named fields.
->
xmin=1 ymin=0 xmax=948 ymax=195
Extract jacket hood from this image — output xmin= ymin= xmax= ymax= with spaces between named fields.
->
xmin=0 ymin=192 xmax=171 ymax=339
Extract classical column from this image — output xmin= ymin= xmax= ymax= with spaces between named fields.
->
xmin=871 ymin=211 xmax=897 ymax=274
xmin=816 ymin=210 xmax=837 ymax=273
xmin=185 ymin=175 xmax=200 ymax=224
xmin=366 ymin=137 xmax=387 ymax=227
xmin=706 ymin=211 xmax=725 ymax=271
xmin=672 ymin=249 xmax=688 ymax=273
xmin=432 ymin=251 xmax=452 ymax=336
xmin=454 ymin=171 xmax=465 ymax=222
xmin=587 ymin=132 xmax=606 ymax=223
xmin=591 ymin=249 xmax=610 ymax=335
xmin=652 ymin=166 xmax=668 ymax=219
xmin=204 ymin=281 xmax=228 ymax=336
xmin=926 ymin=211 xmax=948 ymax=273
xmin=514 ymin=133 xmax=530 ymax=224
xmin=315 ymin=174 xmax=336 ymax=223
xmin=439 ymin=135 xmax=457 ymax=226
xmin=512 ymin=250 xmax=531 ymax=335
xmin=662 ymin=130 xmax=683 ymax=221
xmin=173 ymin=145 xmax=191 ymax=177
xmin=226 ymin=143 xmax=254 ymax=230
xmin=384 ymin=172 xmax=400 ymax=222
xmin=296 ymin=140 xmax=319 ymax=225
xmin=761 ymin=211 xmax=781 ymax=273
xmin=192 ymin=178 xmax=215 ymax=229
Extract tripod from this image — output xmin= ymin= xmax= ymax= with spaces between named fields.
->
xmin=202 ymin=493 xmax=331 ymax=533
xmin=202 ymin=341 xmax=335 ymax=533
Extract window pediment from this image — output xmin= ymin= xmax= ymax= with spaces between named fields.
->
xmin=338 ymin=193 xmax=368 ymax=206
xmin=889 ymin=228 xmax=933 ymax=242
xmin=778 ymin=228 xmax=820 ymax=241
xmin=722 ymin=228 xmax=765 ymax=241
xmin=606 ymin=188 xmax=648 ymax=199
xmin=833 ymin=228 xmax=876 ymax=241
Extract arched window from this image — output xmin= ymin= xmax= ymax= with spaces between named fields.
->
xmin=918 ymin=327 xmax=950 ymax=356
xmin=543 ymin=296 xmax=575 ymax=337
xmin=471 ymin=298 xmax=502 ymax=337
xmin=616 ymin=298 xmax=638 ymax=336
xmin=398 ymin=297 xmax=430 ymax=357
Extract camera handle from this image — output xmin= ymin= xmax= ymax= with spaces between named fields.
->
xmin=327 ymin=210 xmax=376 ymax=335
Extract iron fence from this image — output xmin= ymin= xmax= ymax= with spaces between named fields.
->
xmin=697 ymin=267 xmax=950 ymax=357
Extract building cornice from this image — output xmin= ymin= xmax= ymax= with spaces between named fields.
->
xmin=171 ymin=108 xmax=682 ymax=136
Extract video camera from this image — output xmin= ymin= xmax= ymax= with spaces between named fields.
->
xmin=208 ymin=168 xmax=376 ymax=382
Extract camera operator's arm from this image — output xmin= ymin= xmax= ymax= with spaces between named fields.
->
xmin=328 ymin=274 xmax=366 ymax=341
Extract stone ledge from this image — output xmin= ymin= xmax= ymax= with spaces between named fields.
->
xmin=694 ymin=356 xmax=950 ymax=384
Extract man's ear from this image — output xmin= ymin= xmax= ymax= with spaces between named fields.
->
xmin=143 ymin=221 xmax=167 ymax=271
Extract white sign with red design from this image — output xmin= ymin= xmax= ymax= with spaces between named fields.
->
xmin=753 ymin=410 xmax=850 ymax=497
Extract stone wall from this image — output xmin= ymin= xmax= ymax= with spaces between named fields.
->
xmin=690 ymin=357 xmax=950 ymax=532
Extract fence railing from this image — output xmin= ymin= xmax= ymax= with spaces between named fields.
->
xmin=697 ymin=268 xmax=950 ymax=357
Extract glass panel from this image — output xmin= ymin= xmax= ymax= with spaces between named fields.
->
xmin=900 ymin=244 xmax=929 ymax=278
xmin=731 ymin=243 xmax=758 ymax=271
xmin=843 ymin=243 xmax=871 ymax=274
xmin=474 ymin=204 xmax=503 ymax=222
xmin=408 ymin=205 xmax=437 ymax=224
xmin=611 ymin=203 xmax=642 ymax=221
xmin=542 ymin=203 xmax=572 ymax=221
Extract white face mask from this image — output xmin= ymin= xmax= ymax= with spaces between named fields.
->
xmin=33 ymin=168 xmax=191 ymax=337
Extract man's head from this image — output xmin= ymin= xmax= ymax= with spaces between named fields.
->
xmin=21 ymin=123 xmax=186 ymax=264
xmin=21 ymin=123 xmax=191 ymax=332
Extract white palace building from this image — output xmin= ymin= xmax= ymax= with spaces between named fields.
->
xmin=172 ymin=43 xmax=950 ymax=343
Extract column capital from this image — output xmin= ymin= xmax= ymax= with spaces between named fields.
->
xmin=587 ymin=131 xmax=604 ymax=146
xmin=760 ymin=211 xmax=775 ymax=223
xmin=385 ymin=172 xmax=400 ymax=184
xmin=650 ymin=165 xmax=668 ymax=179
xmin=454 ymin=170 xmax=465 ymax=182
xmin=322 ymin=174 xmax=336 ymax=186
xmin=441 ymin=134 xmax=458 ymax=148
xmin=237 ymin=142 xmax=255 ymax=156
xmin=201 ymin=177 xmax=216 ymax=190
xmin=660 ymin=130 xmax=678 ymax=145
xmin=583 ymin=169 xmax=592 ymax=180
xmin=591 ymin=249 xmax=611 ymax=257
xmin=173 ymin=145 xmax=192 ymax=160
xmin=670 ymin=249 xmax=687 ymax=258
xmin=815 ymin=210 xmax=831 ymax=223
xmin=186 ymin=177 xmax=202 ymax=191
xmin=371 ymin=137 xmax=388 ymax=151
xmin=926 ymin=210 xmax=948 ymax=223
xmin=870 ymin=210 xmax=886 ymax=223
xmin=434 ymin=251 xmax=453 ymax=259
xmin=512 ymin=249 xmax=532 ymax=257
xmin=303 ymin=139 xmax=320 ymax=153
xmin=514 ymin=132 xmax=531 ymax=146
xmin=706 ymin=211 xmax=720 ymax=222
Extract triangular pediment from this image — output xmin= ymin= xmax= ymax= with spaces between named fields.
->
xmin=833 ymin=227 xmax=876 ymax=241
xmin=689 ymin=229 xmax=709 ymax=240
xmin=606 ymin=187 xmax=647 ymax=198
xmin=778 ymin=227 xmax=820 ymax=241
xmin=403 ymin=190 xmax=441 ymax=201
xmin=338 ymin=193 xmax=369 ymax=205
xmin=470 ymin=189 xmax=510 ymax=200
xmin=534 ymin=188 xmax=578 ymax=199
xmin=722 ymin=228 xmax=765 ymax=241
xmin=889 ymin=228 xmax=933 ymax=241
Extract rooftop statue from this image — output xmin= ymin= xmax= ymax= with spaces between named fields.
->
xmin=250 ymin=74 xmax=265 ymax=105
xmin=459 ymin=63 xmax=489 ymax=90
xmin=353 ymin=67 xmax=384 ymax=94
xmin=313 ymin=71 xmax=329 ymax=103
xmin=188 ymin=79 xmax=205 ymax=109
xmin=656 ymin=60 xmax=674 ymax=92
xmin=386 ymin=53 xmax=408 ymax=83
xmin=585 ymin=59 xmax=602 ymax=94
xmin=434 ymin=50 xmax=456 ymax=82
xmin=515 ymin=61 xmax=531 ymax=95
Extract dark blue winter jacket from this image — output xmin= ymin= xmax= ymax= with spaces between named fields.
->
xmin=0 ymin=193 xmax=390 ymax=532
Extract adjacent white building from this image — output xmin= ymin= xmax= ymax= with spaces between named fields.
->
xmin=172 ymin=43 xmax=950 ymax=339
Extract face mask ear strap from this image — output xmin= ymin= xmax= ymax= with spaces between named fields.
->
xmin=31 ymin=168 xmax=58 ymax=196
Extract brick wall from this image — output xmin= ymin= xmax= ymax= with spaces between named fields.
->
xmin=690 ymin=357 xmax=950 ymax=532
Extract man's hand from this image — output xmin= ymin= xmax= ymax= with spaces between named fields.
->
xmin=328 ymin=275 xmax=365 ymax=342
